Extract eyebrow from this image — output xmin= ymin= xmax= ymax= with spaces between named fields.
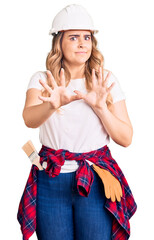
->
xmin=68 ymin=34 xmax=91 ymax=37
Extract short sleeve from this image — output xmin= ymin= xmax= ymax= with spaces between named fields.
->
xmin=27 ymin=71 xmax=47 ymax=91
xmin=105 ymin=70 xmax=126 ymax=103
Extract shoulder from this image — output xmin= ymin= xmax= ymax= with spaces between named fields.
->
xmin=103 ymin=68 xmax=117 ymax=82
xmin=30 ymin=71 xmax=47 ymax=81
xmin=103 ymin=68 xmax=123 ymax=87
xmin=27 ymin=70 xmax=47 ymax=91
xmin=103 ymin=68 xmax=126 ymax=103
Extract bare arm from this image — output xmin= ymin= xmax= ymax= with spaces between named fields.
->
xmin=94 ymin=100 xmax=133 ymax=147
xmin=74 ymin=68 xmax=133 ymax=147
xmin=23 ymin=88 xmax=57 ymax=128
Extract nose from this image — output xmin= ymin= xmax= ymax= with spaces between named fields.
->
xmin=78 ymin=37 xmax=85 ymax=48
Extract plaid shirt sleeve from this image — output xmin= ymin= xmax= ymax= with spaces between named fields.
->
xmin=17 ymin=165 xmax=38 ymax=240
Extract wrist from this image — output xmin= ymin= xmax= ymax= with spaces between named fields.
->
xmin=92 ymin=104 xmax=108 ymax=117
xmin=44 ymin=102 xmax=58 ymax=112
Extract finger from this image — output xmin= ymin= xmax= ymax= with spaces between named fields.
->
xmin=107 ymin=82 xmax=115 ymax=93
xmin=98 ymin=67 xmax=103 ymax=85
xmin=92 ymin=69 xmax=97 ymax=88
xmin=38 ymin=95 xmax=51 ymax=102
xmin=103 ymin=71 xmax=112 ymax=87
xmin=59 ymin=68 xmax=66 ymax=87
xmin=73 ymin=90 xmax=85 ymax=99
xmin=116 ymin=192 xmax=121 ymax=202
xmin=46 ymin=70 xmax=58 ymax=88
xmin=119 ymin=183 xmax=123 ymax=198
xmin=110 ymin=187 xmax=116 ymax=202
xmin=113 ymin=179 xmax=123 ymax=202
xmin=39 ymin=79 xmax=53 ymax=94
xmin=114 ymin=186 xmax=121 ymax=202
xmin=105 ymin=71 xmax=112 ymax=80
xmin=103 ymin=182 xmax=111 ymax=199
xmin=70 ymin=94 xmax=83 ymax=102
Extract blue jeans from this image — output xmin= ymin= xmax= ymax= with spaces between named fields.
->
xmin=36 ymin=166 xmax=113 ymax=240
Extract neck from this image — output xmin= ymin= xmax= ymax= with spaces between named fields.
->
xmin=63 ymin=61 xmax=85 ymax=79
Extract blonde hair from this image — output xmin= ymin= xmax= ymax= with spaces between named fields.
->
xmin=45 ymin=31 xmax=113 ymax=107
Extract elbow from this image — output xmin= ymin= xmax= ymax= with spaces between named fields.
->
xmin=22 ymin=113 xmax=32 ymax=128
xmin=123 ymin=139 xmax=132 ymax=147
xmin=23 ymin=119 xmax=39 ymax=129
xmin=22 ymin=110 xmax=38 ymax=128
xmin=114 ymin=127 xmax=133 ymax=147
xmin=114 ymin=137 xmax=132 ymax=148
xmin=23 ymin=119 xmax=36 ymax=129
xmin=123 ymin=128 xmax=133 ymax=147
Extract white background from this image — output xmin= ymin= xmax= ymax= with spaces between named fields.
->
xmin=0 ymin=0 xmax=154 ymax=239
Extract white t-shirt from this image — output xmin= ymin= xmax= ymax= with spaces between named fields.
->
xmin=27 ymin=70 xmax=126 ymax=173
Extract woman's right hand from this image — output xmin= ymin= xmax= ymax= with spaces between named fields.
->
xmin=38 ymin=68 xmax=82 ymax=109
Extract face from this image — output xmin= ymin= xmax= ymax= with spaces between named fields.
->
xmin=61 ymin=30 xmax=92 ymax=67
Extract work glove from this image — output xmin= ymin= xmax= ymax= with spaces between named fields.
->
xmin=92 ymin=164 xmax=123 ymax=202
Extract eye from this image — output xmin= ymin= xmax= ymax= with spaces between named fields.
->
xmin=85 ymin=36 xmax=91 ymax=40
xmin=70 ymin=36 xmax=77 ymax=41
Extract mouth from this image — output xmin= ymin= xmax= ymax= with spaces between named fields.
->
xmin=75 ymin=52 xmax=87 ymax=54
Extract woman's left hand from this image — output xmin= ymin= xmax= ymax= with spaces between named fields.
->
xmin=74 ymin=67 xmax=115 ymax=110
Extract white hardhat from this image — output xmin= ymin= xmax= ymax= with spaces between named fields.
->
xmin=49 ymin=4 xmax=98 ymax=35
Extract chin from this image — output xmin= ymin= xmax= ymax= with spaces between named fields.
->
xmin=74 ymin=61 xmax=88 ymax=66
xmin=74 ymin=57 xmax=90 ymax=65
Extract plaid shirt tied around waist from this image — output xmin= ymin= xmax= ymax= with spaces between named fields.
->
xmin=17 ymin=144 xmax=137 ymax=240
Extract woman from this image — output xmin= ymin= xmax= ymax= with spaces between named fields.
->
xmin=18 ymin=4 xmax=137 ymax=240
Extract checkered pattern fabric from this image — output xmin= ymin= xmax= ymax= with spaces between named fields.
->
xmin=17 ymin=145 xmax=137 ymax=240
